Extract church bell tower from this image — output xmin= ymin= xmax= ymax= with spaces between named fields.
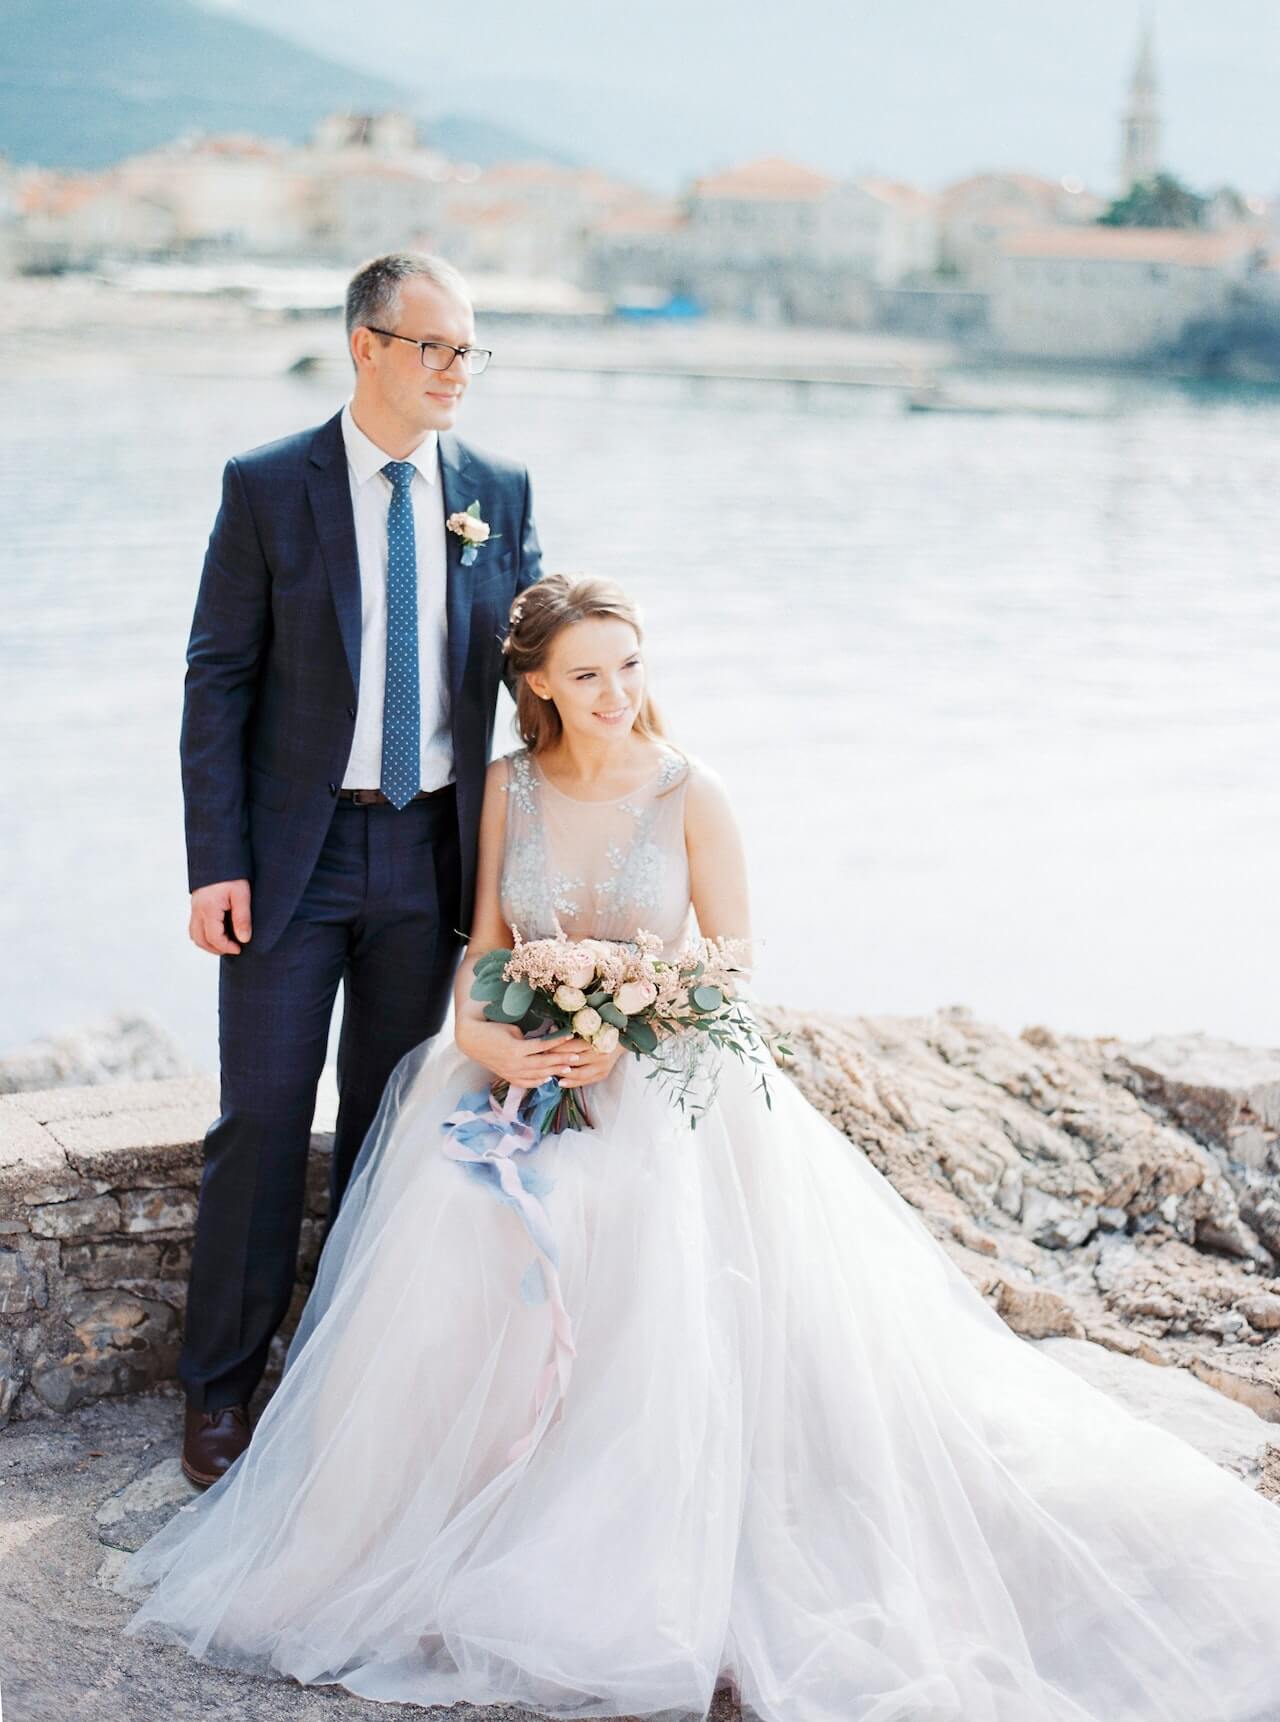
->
xmin=1120 ymin=18 xmax=1162 ymax=192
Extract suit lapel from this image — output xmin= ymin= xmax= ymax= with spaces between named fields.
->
xmin=439 ymin=432 xmax=475 ymax=709
xmin=305 ymin=412 xmax=361 ymax=692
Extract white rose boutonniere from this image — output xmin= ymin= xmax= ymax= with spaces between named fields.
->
xmin=447 ymin=500 xmax=500 ymax=567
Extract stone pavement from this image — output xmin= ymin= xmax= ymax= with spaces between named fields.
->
xmin=0 ymin=1385 xmax=567 ymax=1722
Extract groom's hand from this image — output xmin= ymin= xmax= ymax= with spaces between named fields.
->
xmin=189 ymin=879 xmax=252 ymax=955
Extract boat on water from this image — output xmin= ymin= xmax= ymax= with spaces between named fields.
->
xmin=906 ymin=381 xmax=1112 ymax=419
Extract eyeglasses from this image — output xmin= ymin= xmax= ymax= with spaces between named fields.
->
xmin=365 ymin=327 xmax=492 ymax=375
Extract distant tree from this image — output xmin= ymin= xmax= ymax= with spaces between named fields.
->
xmin=1098 ymin=173 xmax=1208 ymax=230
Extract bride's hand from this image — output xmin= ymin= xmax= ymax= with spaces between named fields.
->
xmin=556 ymin=1037 xmax=626 ymax=1089
xmin=458 ymin=1021 xmax=584 ymax=1090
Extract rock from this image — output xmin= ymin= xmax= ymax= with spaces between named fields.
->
xmin=1035 ymin=1337 xmax=1279 ymax=1487
xmin=1239 ymin=1293 xmax=1280 ymax=1332
xmin=760 ymin=1005 xmax=1280 ymax=1424
xmin=0 ymin=1334 xmax=21 ymax=1420
xmin=0 ymin=1246 xmax=47 ymax=1314
xmin=93 ymin=1547 xmax=132 ymax=1591
xmin=1187 ymin=1358 xmax=1280 ymax=1423
xmin=118 ymin=1186 xmax=197 ymax=1235
xmin=1023 ymin=1191 xmax=1099 ymax=1249
xmin=27 ymin=1193 xmax=122 ymax=1240
xmin=95 ymin=1454 xmax=199 ymax=1552
xmin=1113 ymin=1034 xmax=1280 ymax=1137
xmin=60 ymin=1239 xmax=163 ymax=1287
xmin=992 ymin=1278 xmax=1084 ymax=1340
xmin=28 ymin=1289 xmax=180 ymax=1412
xmin=0 ymin=1012 xmax=190 ymax=1095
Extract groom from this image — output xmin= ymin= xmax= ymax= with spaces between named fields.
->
xmin=177 ymin=252 xmax=542 ymax=1486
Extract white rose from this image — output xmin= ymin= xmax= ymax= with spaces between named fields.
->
xmin=592 ymin=1023 xmax=620 ymax=1054
xmin=613 ymin=979 xmax=657 ymax=1016
xmin=571 ymin=1006 xmax=603 ymax=1038
xmin=554 ymin=985 xmax=587 ymax=1012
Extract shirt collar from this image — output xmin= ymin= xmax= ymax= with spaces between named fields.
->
xmin=341 ymin=401 xmax=439 ymax=489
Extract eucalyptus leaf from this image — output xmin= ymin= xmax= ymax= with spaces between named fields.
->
xmin=625 ymin=1018 xmax=658 ymax=1053
xmin=691 ymin=984 xmax=723 ymax=1013
xmin=503 ymin=978 xmax=535 ymax=1018
xmin=470 ymin=975 xmax=506 ymax=1002
xmin=598 ymin=1002 xmax=628 ymax=1030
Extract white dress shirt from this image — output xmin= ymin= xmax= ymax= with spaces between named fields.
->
xmin=340 ymin=401 xmax=453 ymax=792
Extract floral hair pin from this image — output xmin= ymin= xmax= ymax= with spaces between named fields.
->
xmin=447 ymin=500 xmax=499 ymax=567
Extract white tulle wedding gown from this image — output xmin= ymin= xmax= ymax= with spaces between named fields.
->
xmin=120 ymin=745 xmax=1280 ymax=1721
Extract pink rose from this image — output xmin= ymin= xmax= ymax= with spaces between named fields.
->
xmin=613 ymin=979 xmax=657 ymax=1016
xmin=561 ymin=950 xmax=599 ymax=990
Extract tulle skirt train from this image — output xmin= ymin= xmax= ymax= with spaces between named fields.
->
xmin=118 ymin=1022 xmax=1280 ymax=1721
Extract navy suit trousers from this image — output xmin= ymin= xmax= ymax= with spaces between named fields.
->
xmin=178 ymin=788 xmax=462 ymax=1411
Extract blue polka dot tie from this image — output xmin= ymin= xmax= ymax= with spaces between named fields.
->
xmin=379 ymin=461 xmax=420 ymax=810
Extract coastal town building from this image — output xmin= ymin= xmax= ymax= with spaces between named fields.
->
xmin=439 ymin=162 xmax=641 ymax=283
xmin=938 ymin=173 xmax=1103 ymax=287
xmin=584 ymin=157 xmax=941 ymax=324
xmin=990 ymin=226 xmax=1261 ymax=359
xmin=1 ymin=65 xmax=1274 ymax=364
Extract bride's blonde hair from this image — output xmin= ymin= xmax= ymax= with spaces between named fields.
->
xmin=503 ymin=574 xmax=669 ymax=754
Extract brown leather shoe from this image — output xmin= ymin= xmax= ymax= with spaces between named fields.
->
xmin=182 ymin=1402 xmax=251 ymax=1488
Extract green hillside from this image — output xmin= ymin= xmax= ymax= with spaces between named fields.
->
xmin=0 ymin=0 xmax=563 ymax=171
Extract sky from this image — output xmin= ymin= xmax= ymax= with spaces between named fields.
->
xmin=205 ymin=0 xmax=1280 ymax=196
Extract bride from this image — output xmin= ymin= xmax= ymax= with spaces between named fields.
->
xmin=120 ymin=574 xmax=1280 ymax=1722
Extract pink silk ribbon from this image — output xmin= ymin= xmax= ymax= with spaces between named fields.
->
xmin=442 ymin=1082 xmax=577 ymax=1462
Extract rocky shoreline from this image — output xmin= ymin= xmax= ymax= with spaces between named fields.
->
xmin=761 ymin=1003 xmax=1280 ymax=1425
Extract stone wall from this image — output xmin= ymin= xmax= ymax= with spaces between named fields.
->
xmin=0 ymin=1077 xmax=332 ymax=1421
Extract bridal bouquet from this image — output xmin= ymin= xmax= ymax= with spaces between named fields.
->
xmin=442 ymin=932 xmax=786 ymax=1460
xmin=465 ymin=928 xmax=783 ymax=1134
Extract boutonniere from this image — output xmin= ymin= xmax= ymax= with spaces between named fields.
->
xmin=447 ymin=500 xmax=500 ymax=567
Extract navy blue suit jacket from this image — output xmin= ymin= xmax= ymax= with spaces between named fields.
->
xmin=180 ymin=408 xmax=542 ymax=953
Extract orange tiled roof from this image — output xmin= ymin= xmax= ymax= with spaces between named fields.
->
xmin=189 ymin=135 xmax=281 ymax=158
xmin=1000 ymin=225 xmax=1261 ymax=265
xmin=856 ymin=176 xmax=935 ymax=211
xmin=20 ymin=174 xmax=108 ymax=216
xmin=692 ymin=156 xmax=835 ymax=202
xmin=326 ymin=161 xmax=424 ymax=183
xmin=446 ymin=198 xmax=527 ymax=226
xmin=590 ymin=203 xmax=687 ymax=235
xmin=942 ymin=171 xmax=1064 ymax=207
xmin=482 ymin=162 xmax=634 ymax=199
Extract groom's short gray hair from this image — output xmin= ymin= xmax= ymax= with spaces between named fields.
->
xmin=345 ymin=252 xmax=472 ymax=350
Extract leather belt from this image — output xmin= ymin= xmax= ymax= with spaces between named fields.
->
xmin=337 ymin=787 xmax=444 ymax=807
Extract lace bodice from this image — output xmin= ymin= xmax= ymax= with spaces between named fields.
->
xmin=499 ymin=744 xmax=694 ymax=955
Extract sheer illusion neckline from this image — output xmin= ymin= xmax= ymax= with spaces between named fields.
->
xmin=528 ymin=749 xmax=671 ymax=805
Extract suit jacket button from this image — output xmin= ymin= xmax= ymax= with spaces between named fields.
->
xmin=328 ymin=782 xmax=338 ymax=796
xmin=346 ymin=705 xmax=356 ymax=719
